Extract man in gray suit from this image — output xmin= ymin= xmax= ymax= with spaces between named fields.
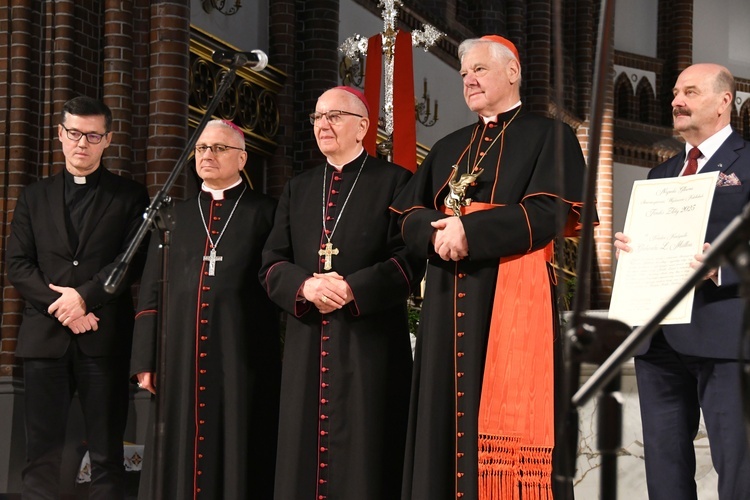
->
xmin=7 ymin=96 xmax=149 ymax=499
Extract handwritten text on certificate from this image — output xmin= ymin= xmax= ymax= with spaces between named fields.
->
xmin=609 ymin=171 xmax=719 ymax=327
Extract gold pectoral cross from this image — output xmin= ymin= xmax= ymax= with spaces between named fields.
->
xmin=203 ymin=248 xmax=223 ymax=276
xmin=318 ymin=242 xmax=339 ymax=271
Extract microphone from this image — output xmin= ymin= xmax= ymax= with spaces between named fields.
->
xmin=211 ymin=49 xmax=268 ymax=71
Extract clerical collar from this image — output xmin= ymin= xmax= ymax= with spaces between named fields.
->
xmin=327 ymin=147 xmax=365 ymax=171
xmin=481 ymin=101 xmax=522 ymax=124
xmin=201 ymin=178 xmax=243 ymax=200
xmin=63 ymin=165 xmax=102 ymax=187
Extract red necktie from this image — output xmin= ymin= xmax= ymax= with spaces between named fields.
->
xmin=682 ymin=147 xmax=701 ymax=176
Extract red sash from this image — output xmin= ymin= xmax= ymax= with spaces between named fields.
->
xmin=443 ymin=203 xmax=554 ymax=500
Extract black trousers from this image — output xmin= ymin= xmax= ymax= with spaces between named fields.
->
xmin=22 ymin=342 xmax=129 ymax=500
xmin=635 ymin=331 xmax=750 ymax=500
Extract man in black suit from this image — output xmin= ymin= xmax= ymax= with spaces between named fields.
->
xmin=615 ymin=63 xmax=750 ymax=499
xmin=6 ymin=96 xmax=149 ymax=499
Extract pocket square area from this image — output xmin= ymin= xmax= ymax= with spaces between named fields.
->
xmin=717 ymin=172 xmax=742 ymax=187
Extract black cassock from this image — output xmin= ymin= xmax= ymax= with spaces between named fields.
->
xmin=391 ymin=107 xmax=588 ymax=500
xmin=260 ymin=151 xmax=424 ymax=500
xmin=130 ymin=183 xmax=281 ymax=500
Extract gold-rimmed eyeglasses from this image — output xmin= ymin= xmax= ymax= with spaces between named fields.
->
xmin=309 ymin=110 xmax=364 ymax=126
xmin=61 ymin=123 xmax=108 ymax=144
xmin=195 ymin=144 xmax=245 ymax=156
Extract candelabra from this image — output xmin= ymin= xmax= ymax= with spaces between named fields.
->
xmin=415 ymin=77 xmax=438 ymax=126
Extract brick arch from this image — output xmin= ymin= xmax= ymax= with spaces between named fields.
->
xmin=614 ymin=72 xmax=634 ymax=120
xmin=635 ymin=77 xmax=655 ymax=124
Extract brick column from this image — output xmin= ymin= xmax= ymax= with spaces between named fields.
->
xmin=103 ymin=0 xmax=134 ymax=178
xmin=267 ymin=0 xmax=296 ymax=197
xmin=145 ymin=1 xmax=190 ymax=199
xmin=295 ymin=0 xmax=340 ymax=174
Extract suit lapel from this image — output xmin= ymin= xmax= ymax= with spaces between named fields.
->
xmin=701 ymin=132 xmax=743 ymax=175
xmin=76 ymin=168 xmax=116 ymax=252
xmin=47 ymin=172 xmax=74 ymax=255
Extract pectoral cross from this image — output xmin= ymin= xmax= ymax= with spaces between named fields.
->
xmin=203 ymin=248 xmax=223 ymax=276
xmin=318 ymin=242 xmax=339 ymax=271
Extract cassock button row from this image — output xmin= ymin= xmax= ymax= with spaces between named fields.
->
xmin=200 ymin=369 xmax=207 ymax=374
xmin=457 ymin=332 xmax=465 ymax=337
xmin=321 ymin=398 xmax=328 ymax=404
xmin=457 ymin=452 xmax=464 ymax=458
xmin=320 ymin=463 xmax=328 ymax=468
xmin=484 ymin=136 xmax=492 ymax=141
xmin=457 ymin=372 xmax=464 ymax=378
xmin=216 ymin=202 xmax=223 ymax=207
xmin=211 ymin=229 xmax=219 ymax=235
xmin=458 ymin=292 xmax=466 ymax=298
xmin=457 ymin=493 xmax=464 ymax=498
xmin=199 ymin=436 xmax=205 ymax=441
xmin=197 ymin=470 xmax=202 ymax=476
xmin=457 ymin=352 xmax=464 ymax=357
xmin=212 ymin=216 xmax=220 ymax=221
xmin=200 ymin=353 xmax=207 ymax=358
xmin=199 ymin=386 xmax=206 ymax=391
xmin=457 ymin=411 xmax=464 ymax=417
xmin=457 ymin=312 xmax=465 ymax=317
xmin=199 ymin=403 xmax=206 ymax=408
xmin=320 ymin=431 xmax=328 ymax=436
xmin=457 ymin=472 xmax=464 ymax=478
xmin=202 ymin=286 xmax=210 ymax=291
xmin=458 ymin=273 xmax=466 ymax=278
xmin=328 ymin=202 xmax=335 ymax=207
xmin=200 ymin=319 xmax=208 ymax=324
xmin=201 ymin=303 xmax=209 ymax=308
xmin=320 ymin=414 xmax=328 ymax=420
xmin=457 ymin=432 xmax=464 ymax=437
xmin=322 ymin=336 xmax=329 ymax=341
xmin=322 ymin=351 xmax=328 ymax=357
xmin=322 ymin=367 xmax=329 ymax=372
xmin=322 ymin=320 xmax=330 ymax=325
xmin=319 ymin=479 xmax=327 ymax=484
xmin=321 ymin=383 xmax=328 ymax=388
xmin=457 ymin=392 xmax=464 ymax=397
xmin=200 ymin=336 xmax=207 ymax=341
xmin=320 ymin=446 xmax=328 ymax=452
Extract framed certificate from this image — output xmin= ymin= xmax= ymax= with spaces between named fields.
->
xmin=608 ymin=171 xmax=719 ymax=326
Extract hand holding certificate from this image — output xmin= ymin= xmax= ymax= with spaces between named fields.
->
xmin=609 ymin=171 xmax=719 ymax=326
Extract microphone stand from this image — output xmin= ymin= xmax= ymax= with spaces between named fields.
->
xmin=103 ymin=52 xmax=247 ymax=499
xmin=553 ymin=0 xmax=625 ymax=498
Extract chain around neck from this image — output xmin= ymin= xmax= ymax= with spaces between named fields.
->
xmin=322 ymin=155 xmax=367 ymax=244
xmin=198 ymin=184 xmax=247 ymax=250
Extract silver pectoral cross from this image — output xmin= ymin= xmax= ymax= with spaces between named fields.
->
xmin=318 ymin=242 xmax=339 ymax=271
xmin=203 ymin=248 xmax=223 ymax=276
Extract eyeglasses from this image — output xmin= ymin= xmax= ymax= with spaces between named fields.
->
xmin=309 ymin=110 xmax=363 ymax=126
xmin=195 ymin=144 xmax=245 ymax=155
xmin=61 ymin=123 xmax=108 ymax=144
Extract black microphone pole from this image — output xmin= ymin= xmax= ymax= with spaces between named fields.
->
xmin=103 ymin=51 xmax=254 ymax=499
xmin=554 ymin=0 xmax=620 ymax=498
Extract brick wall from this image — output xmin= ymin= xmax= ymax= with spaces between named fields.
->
xmin=0 ymin=0 xmax=190 ymax=377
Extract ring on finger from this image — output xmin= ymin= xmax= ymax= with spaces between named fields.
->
xmin=321 ymin=295 xmax=328 ymax=304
